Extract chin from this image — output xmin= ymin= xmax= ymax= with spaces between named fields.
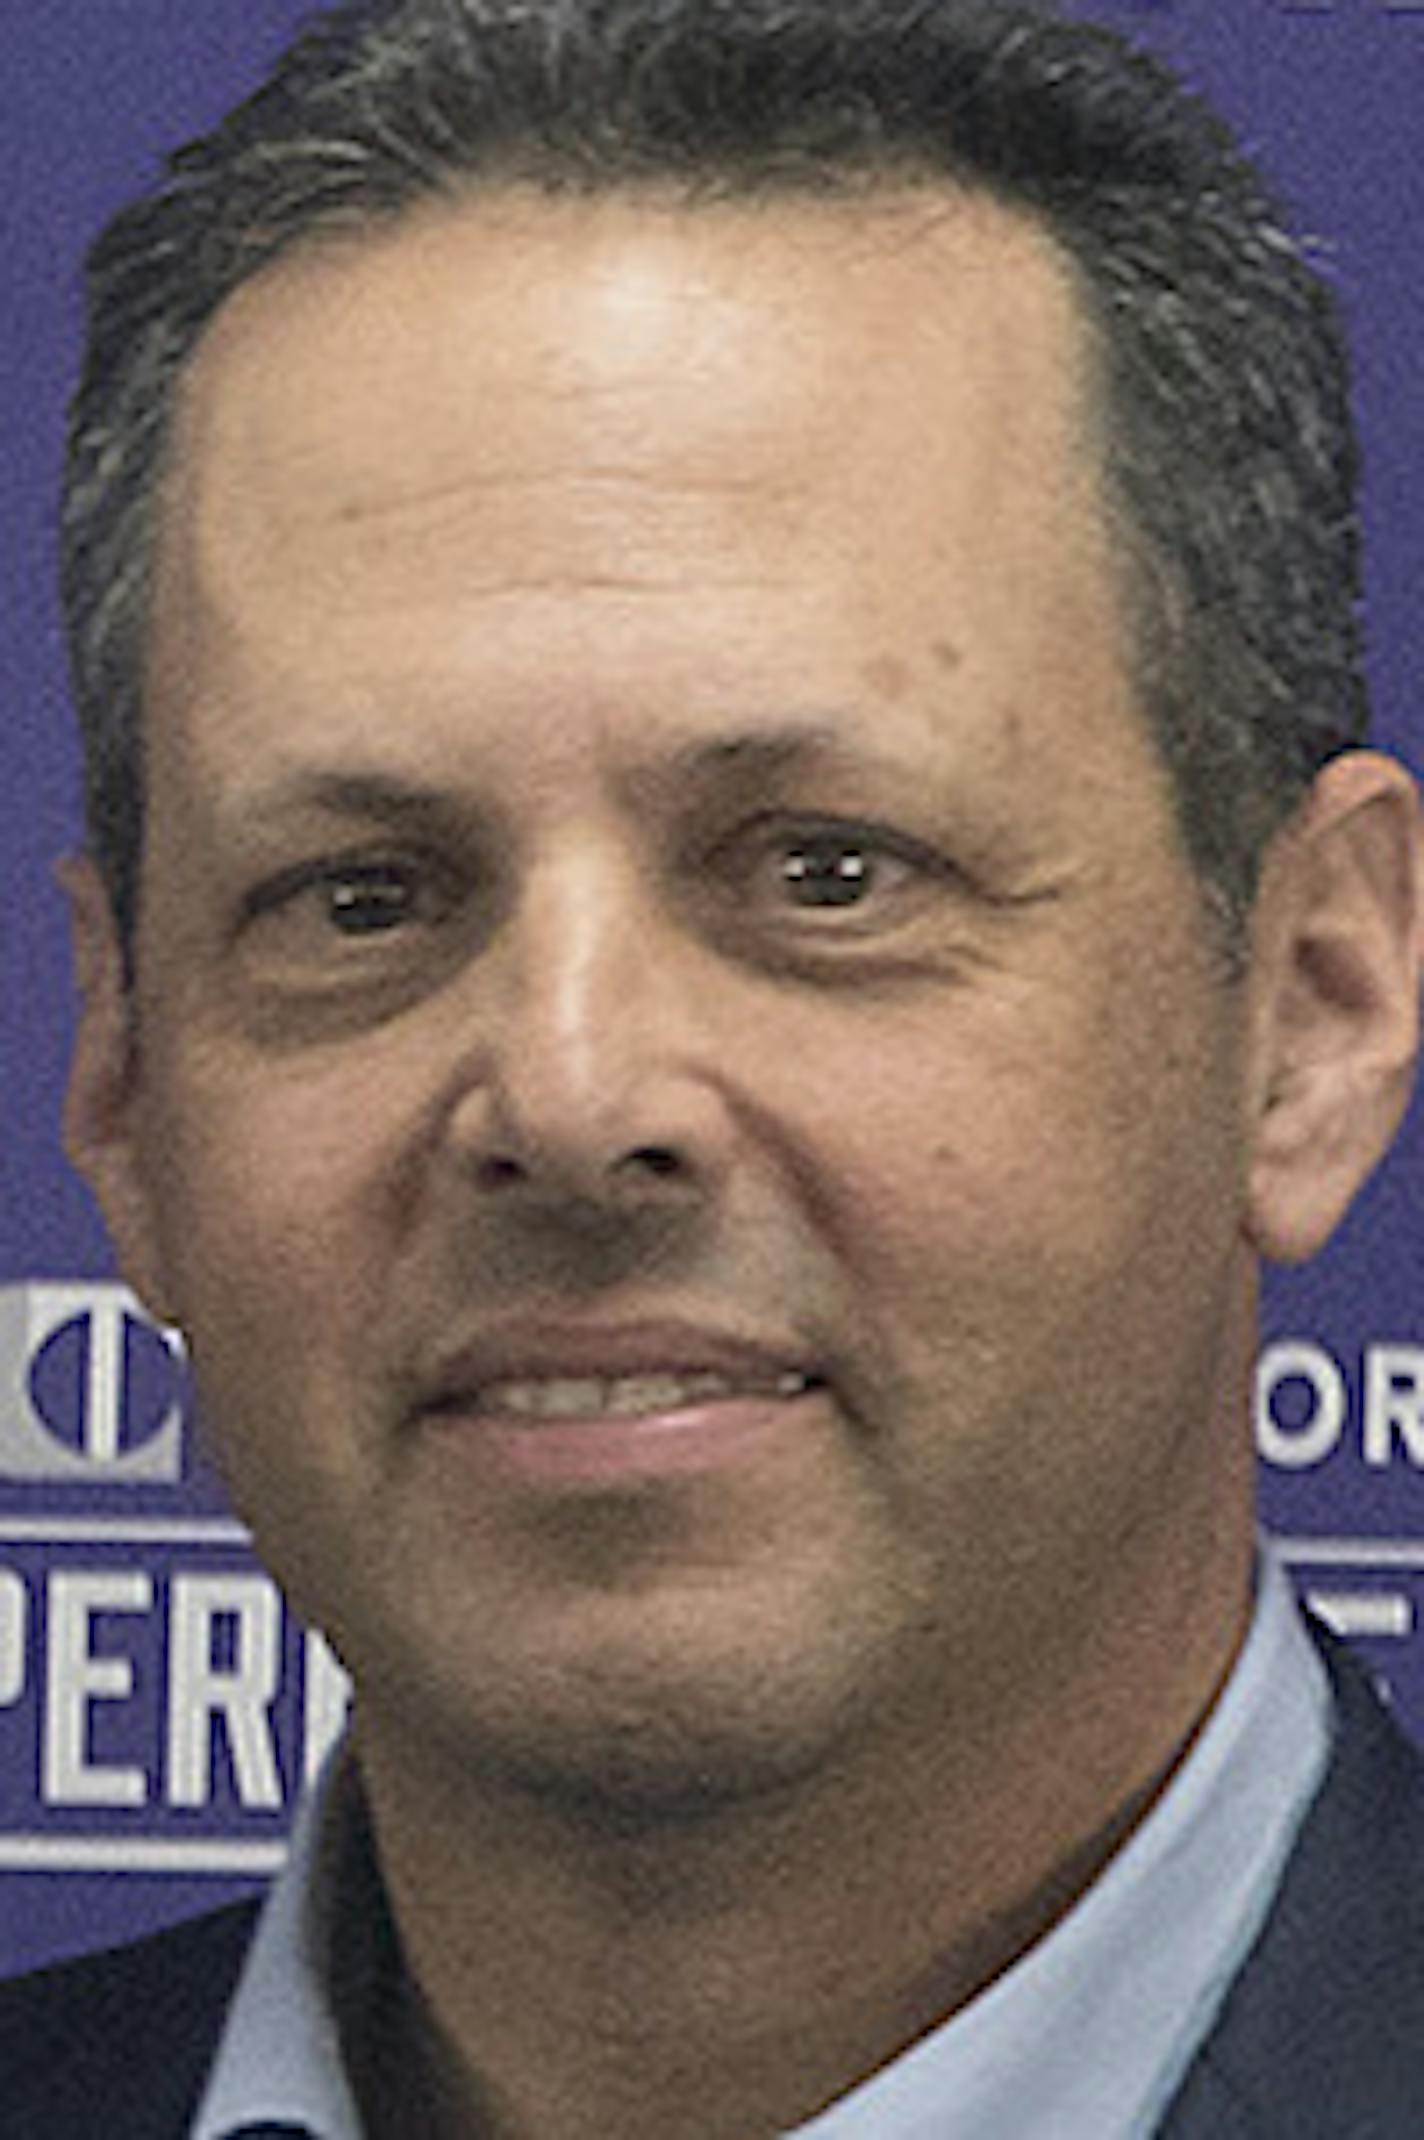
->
xmin=455 ymin=1705 xmax=858 ymax=1834
xmin=361 ymin=1618 xmax=897 ymax=1836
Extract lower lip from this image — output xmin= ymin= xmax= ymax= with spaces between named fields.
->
xmin=421 ymin=1388 xmax=820 ymax=1487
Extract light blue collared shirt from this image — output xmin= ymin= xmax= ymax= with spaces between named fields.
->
xmin=194 ymin=1543 xmax=1331 ymax=2138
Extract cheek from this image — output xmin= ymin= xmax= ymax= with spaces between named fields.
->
xmin=759 ymin=964 xmax=1243 ymax=1355
xmin=135 ymin=1064 xmax=422 ymax=1549
xmin=765 ymin=997 xmax=1109 ymax=1256
xmin=135 ymin=1045 xmax=426 ymax=1360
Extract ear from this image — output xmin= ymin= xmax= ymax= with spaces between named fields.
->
xmin=59 ymin=854 xmax=179 ymax=1323
xmin=1245 ymin=751 xmax=1423 ymax=1265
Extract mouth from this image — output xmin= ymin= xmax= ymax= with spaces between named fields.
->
xmin=434 ymin=1367 xmax=819 ymax=1424
xmin=416 ymin=1325 xmax=828 ymax=1485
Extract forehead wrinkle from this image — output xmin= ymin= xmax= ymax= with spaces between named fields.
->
xmin=172 ymin=238 xmax=843 ymax=563
xmin=325 ymin=461 xmax=798 ymax=532
xmin=167 ymin=440 xmax=816 ymax=625
xmin=171 ymin=185 xmax=1100 ymax=553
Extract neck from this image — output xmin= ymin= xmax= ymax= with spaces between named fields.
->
xmin=343 ymin=1519 xmax=1256 ymax=2139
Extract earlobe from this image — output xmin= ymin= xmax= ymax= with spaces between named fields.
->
xmin=1245 ymin=751 xmax=1423 ymax=1265
xmin=58 ymin=854 xmax=178 ymax=1323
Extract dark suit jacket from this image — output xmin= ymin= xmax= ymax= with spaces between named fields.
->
xmin=2 ymin=1630 xmax=1422 ymax=2138
xmin=1159 ymin=1627 xmax=1424 ymax=2138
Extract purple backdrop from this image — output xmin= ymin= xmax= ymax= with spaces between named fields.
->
xmin=1 ymin=1 xmax=1421 ymax=1975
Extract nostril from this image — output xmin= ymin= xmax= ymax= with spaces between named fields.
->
xmin=476 ymin=1154 xmax=527 ymax=1190
xmin=625 ymin=1145 xmax=683 ymax=1179
xmin=468 ymin=1143 xmax=692 ymax=1196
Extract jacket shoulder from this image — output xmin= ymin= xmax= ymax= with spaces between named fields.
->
xmin=1162 ymin=1626 xmax=1424 ymax=2137
xmin=0 ymin=1897 xmax=261 ymax=2138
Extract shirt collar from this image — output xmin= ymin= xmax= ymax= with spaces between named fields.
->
xmin=192 ymin=1540 xmax=1330 ymax=2139
xmin=192 ymin=1752 xmax=364 ymax=2140
xmin=792 ymin=1541 xmax=1331 ymax=2137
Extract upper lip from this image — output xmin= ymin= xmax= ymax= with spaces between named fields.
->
xmin=416 ymin=1317 xmax=822 ymax=1408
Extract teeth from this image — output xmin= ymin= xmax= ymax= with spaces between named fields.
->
xmin=484 ymin=1377 xmax=607 ymax=1420
xmin=476 ymin=1370 xmax=813 ymax=1421
xmin=604 ymin=1373 xmax=723 ymax=1416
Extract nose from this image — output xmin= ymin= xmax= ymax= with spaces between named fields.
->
xmin=446 ymin=849 xmax=733 ymax=1207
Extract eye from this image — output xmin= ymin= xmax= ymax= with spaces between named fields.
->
xmin=318 ymin=861 xmax=433 ymax=935
xmin=244 ymin=851 xmax=465 ymax=948
xmin=774 ymin=834 xmax=907 ymax=909
xmin=712 ymin=817 xmax=934 ymax=925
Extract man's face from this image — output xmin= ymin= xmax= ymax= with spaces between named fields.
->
xmin=91 ymin=192 xmax=1260 ymax=1810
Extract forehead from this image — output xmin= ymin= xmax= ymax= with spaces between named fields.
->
xmin=146 ymin=184 xmax=1151 ymax=853
xmin=158 ymin=183 xmax=1107 ymax=616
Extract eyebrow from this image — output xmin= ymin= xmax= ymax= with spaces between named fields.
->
xmin=214 ymin=720 xmax=856 ymax=835
xmin=659 ymin=722 xmax=846 ymax=787
xmin=213 ymin=769 xmax=477 ymax=847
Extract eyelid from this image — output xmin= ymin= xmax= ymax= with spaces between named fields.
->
xmin=238 ymin=845 xmax=470 ymax=943
xmin=707 ymin=812 xmax=952 ymax=881
xmin=245 ymin=845 xmax=433 ymax=907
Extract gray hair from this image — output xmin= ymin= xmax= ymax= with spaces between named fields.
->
xmin=63 ymin=0 xmax=1367 ymax=958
